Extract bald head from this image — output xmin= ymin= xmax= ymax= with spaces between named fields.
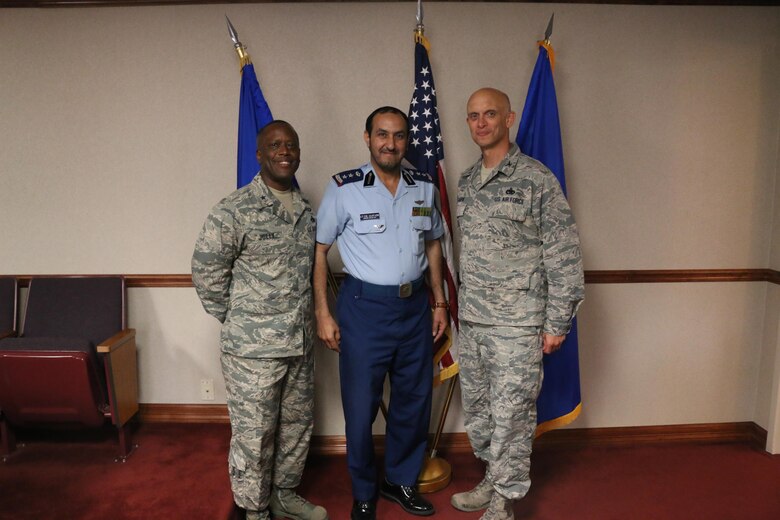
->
xmin=255 ymin=119 xmax=300 ymax=191
xmin=466 ymin=87 xmax=516 ymax=156
xmin=467 ymin=88 xmax=512 ymax=114
xmin=257 ymin=120 xmax=298 ymax=147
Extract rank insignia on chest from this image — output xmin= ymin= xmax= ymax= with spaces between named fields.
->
xmin=412 ymin=206 xmax=432 ymax=217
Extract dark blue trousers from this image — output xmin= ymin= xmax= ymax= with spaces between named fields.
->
xmin=337 ymin=275 xmax=433 ymax=501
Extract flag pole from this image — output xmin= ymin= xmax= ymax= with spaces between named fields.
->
xmin=413 ymin=0 xmax=455 ymax=493
xmin=226 ymin=16 xmax=343 ymax=301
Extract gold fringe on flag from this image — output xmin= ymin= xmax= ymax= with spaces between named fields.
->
xmin=535 ymin=402 xmax=582 ymax=437
xmin=538 ymin=40 xmax=556 ymax=71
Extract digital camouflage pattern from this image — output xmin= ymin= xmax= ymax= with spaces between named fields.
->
xmin=456 ymin=143 xmax=584 ymax=336
xmin=191 ymin=174 xmax=317 ymax=515
xmin=456 ymin=144 xmax=583 ymax=504
xmin=192 ymin=174 xmax=316 ymax=358
xmin=483 ymin=492 xmax=515 ymax=520
xmin=222 ymin=352 xmax=314 ymax=512
xmin=459 ymin=323 xmax=543 ymax=501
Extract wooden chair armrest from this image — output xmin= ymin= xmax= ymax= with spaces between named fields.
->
xmin=97 ymin=328 xmax=136 ymax=353
xmin=0 ymin=329 xmax=16 ymax=340
xmin=99 ymin=328 xmax=139 ymax=427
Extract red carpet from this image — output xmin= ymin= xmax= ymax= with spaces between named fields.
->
xmin=3 ymin=423 xmax=780 ymax=519
xmin=295 ymin=444 xmax=780 ymax=520
xmin=0 ymin=423 xmax=234 ymax=519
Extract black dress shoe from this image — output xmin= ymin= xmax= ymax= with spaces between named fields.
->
xmin=351 ymin=499 xmax=376 ymax=520
xmin=379 ymin=478 xmax=435 ymax=516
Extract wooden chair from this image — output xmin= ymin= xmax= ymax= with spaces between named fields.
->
xmin=0 ymin=276 xmax=139 ymax=461
xmin=0 ymin=277 xmax=16 ymax=340
xmin=0 ymin=277 xmax=18 ymax=456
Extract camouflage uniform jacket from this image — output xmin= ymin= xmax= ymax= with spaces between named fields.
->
xmin=192 ymin=175 xmax=316 ymax=358
xmin=456 ymin=144 xmax=584 ymax=335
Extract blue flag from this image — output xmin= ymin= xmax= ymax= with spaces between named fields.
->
xmin=517 ymin=43 xmax=582 ymax=434
xmin=237 ymin=63 xmax=273 ymax=189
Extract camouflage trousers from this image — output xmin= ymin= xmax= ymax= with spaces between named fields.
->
xmin=459 ymin=321 xmax=543 ymax=500
xmin=221 ymin=351 xmax=314 ymax=512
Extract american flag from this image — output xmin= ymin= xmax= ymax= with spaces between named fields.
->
xmin=404 ymin=35 xmax=459 ymax=385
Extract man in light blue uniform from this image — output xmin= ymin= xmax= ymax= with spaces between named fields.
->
xmin=313 ymin=107 xmax=449 ymax=520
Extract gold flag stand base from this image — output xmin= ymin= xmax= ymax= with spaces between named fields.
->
xmin=418 ymin=454 xmax=452 ymax=494
xmin=417 ymin=374 xmax=459 ymax=494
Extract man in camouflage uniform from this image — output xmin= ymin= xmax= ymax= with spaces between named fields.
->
xmin=192 ymin=121 xmax=327 ymax=520
xmin=452 ymin=88 xmax=584 ymax=520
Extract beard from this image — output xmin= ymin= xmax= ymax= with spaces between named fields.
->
xmin=372 ymin=149 xmax=402 ymax=172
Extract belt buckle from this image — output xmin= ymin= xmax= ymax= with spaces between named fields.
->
xmin=398 ymin=282 xmax=412 ymax=298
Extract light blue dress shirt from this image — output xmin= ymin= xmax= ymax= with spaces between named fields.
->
xmin=317 ymin=163 xmax=444 ymax=286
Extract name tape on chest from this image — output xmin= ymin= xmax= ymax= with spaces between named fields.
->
xmin=493 ymin=187 xmax=525 ymax=205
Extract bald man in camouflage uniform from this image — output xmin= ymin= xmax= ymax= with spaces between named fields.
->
xmin=452 ymin=88 xmax=584 ymax=520
xmin=192 ymin=121 xmax=327 ymax=520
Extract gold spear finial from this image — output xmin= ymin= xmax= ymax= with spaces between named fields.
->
xmin=226 ymin=15 xmax=251 ymax=69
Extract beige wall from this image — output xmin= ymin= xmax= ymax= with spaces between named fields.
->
xmin=762 ymin=85 xmax=780 ymax=452
xmin=1 ymin=4 xmax=778 ymax=441
xmin=764 ymin=285 xmax=780 ymax=453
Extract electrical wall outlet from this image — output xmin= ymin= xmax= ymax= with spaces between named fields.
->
xmin=200 ymin=378 xmax=215 ymax=401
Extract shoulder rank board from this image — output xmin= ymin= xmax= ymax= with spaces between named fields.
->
xmin=402 ymin=168 xmax=435 ymax=186
xmin=332 ymin=169 xmax=365 ymax=187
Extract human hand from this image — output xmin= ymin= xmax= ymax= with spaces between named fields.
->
xmin=432 ymin=307 xmax=448 ymax=343
xmin=542 ymin=333 xmax=565 ymax=354
xmin=317 ymin=314 xmax=341 ymax=352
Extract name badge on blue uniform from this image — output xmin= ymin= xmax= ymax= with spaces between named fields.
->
xmin=356 ymin=212 xmax=386 ymax=233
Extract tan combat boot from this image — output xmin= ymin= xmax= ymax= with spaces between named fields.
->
xmin=450 ymin=475 xmax=493 ymax=512
xmin=244 ymin=509 xmax=270 ymax=520
xmin=269 ymin=488 xmax=329 ymax=520
xmin=480 ymin=492 xmax=514 ymax=520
